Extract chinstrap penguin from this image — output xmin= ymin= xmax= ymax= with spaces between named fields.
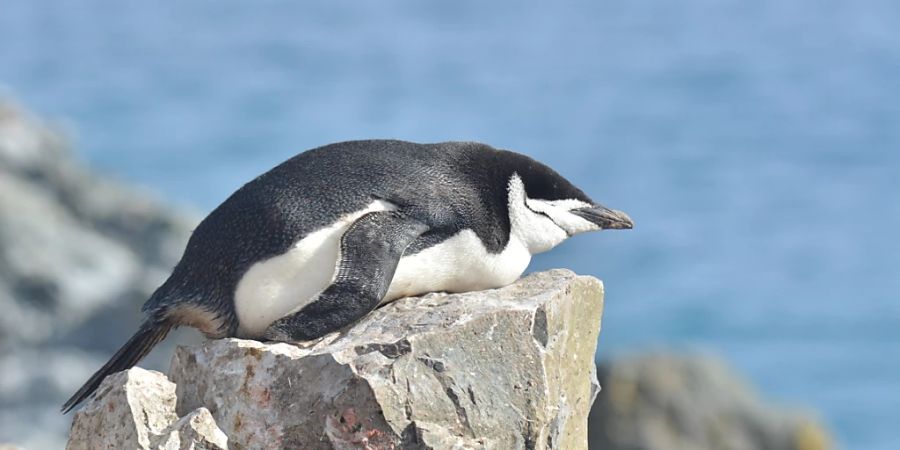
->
xmin=62 ymin=139 xmax=633 ymax=412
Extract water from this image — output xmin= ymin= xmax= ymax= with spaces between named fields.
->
xmin=2 ymin=1 xmax=899 ymax=448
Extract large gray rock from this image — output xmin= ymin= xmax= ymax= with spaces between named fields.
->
xmin=157 ymin=269 xmax=604 ymax=450
xmin=0 ymin=99 xmax=195 ymax=347
xmin=588 ymin=354 xmax=833 ymax=450
xmin=0 ymin=99 xmax=197 ymax=448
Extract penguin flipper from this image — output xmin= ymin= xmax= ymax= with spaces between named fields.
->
xmin=263 ymin=211 xmax=429 ymax=342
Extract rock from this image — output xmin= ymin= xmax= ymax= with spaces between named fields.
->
xmin=156 ymin=409 xmax=229 ymax=450
xmin=66 ymin=368 xmax=179 ymax=450
xmin=62 ymin=270 xmax=603 ymax=450
xmin=588 ymin=354 xmax=833 ymax=450
xmin=0 ymin=99 xmax=196 ymax=348
xmin=164 ymin=269 xmax=604 ymax=449
xmin=66 ymin=367 xmax=226 ymax=450
xmin=0 ymin=99 xmax=197 ymax=449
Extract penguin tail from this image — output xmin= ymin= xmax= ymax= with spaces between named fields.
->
xmin=61 ymin=318 xmax=173 ymax=413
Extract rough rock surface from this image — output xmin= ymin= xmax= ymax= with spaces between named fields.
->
xmin=66 ymin=367 xmax=227 ymax=450
xmin=588 ymin=354 xmax=833 ymax=450
xmin=67 ymin=270 xmax=605 ymax=450
xmin=0 ymin=99 xmax=197 ymax=448
xmin=169 ymin=269 xmax=604 ymax=450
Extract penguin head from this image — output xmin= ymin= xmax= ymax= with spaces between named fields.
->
xmin=503 ymin=152 xmax=633 ymax=254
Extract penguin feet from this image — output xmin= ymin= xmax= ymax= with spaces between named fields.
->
xmin=261 ymin=323 xmax=304 ymax=343
xmin=264 ymin=211 xmax=429 ymax=343
xmin=262 ymin=311 xmax=327 ymax=343
xmin=262 ymin=281 xmax=381 ymax=342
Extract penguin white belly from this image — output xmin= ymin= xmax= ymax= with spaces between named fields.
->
xmin=233 ymin=200 xmax=395 ymax=337
xmin=385 ymin=229 xmax=532 ymax=302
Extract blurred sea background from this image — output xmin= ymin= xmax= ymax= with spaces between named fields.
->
xmin=1 ymin=1 xmax=898 ymax=449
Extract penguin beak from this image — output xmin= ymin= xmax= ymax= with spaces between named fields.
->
xmin=571 ymin=206 xmax=634 ymax=230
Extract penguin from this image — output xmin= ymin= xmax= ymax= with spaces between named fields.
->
xmin=62 ymin=139 xmax=633 ymax=412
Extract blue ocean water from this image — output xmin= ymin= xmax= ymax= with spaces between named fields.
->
xmin=2 ymin=1 xmax=899 ymax=448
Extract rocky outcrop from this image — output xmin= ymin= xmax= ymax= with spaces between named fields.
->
xmin=0 ymin=100 xmax=197 ymax=448
xmin=588 ymin=354 xmax=833 ymax=450
xmin=67 ymin=270 xmax=605 ymax=450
